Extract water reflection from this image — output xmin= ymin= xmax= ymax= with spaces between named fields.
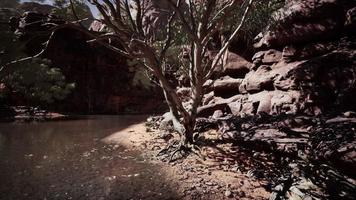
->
xmin=0 ymin=116 xmax=178 ymax=200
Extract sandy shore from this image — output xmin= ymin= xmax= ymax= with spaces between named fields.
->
xmin=101 ymin=121 xmax=270 ymax=200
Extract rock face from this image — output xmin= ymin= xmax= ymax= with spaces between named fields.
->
xmin=17 ymin=2 xmax=55 ymax=14
xmin=220 ymin=52 xmax=252 ymax=78
xmin=10 ymin=12 xmax=163 ymax=114
xmin=198 ymin=0 xmax=356 ymax=117
xmin=253 ymin=0 xmax=348 ymax=49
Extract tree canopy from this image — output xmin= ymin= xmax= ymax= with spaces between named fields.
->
xmin=0 ymin=6 xmax=75 ymax=107
xmin=52 ymin=0 xmax=93 ymax=27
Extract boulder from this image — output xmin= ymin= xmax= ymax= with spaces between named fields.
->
xmin=202 ymin=36 xmax=355 ymax=117
xmin=208 ymin=76 xmax=243 ymax=97
xmin=254 ymin=0 xmax=345 ymax=48
xmin=197 ymin=101 xmax=231 ymax=118
xmin=204 ymin=41 xmax=356 ymax=117
xmin=252 ymin=49 xmax=282 ymax=66
xmin=228 ymin=90 xmax=303 ymax=116
xmin=246 ymin=42 xmax=356 ymax=111
xmin=197 ymin=95 xmax=242 ymax=117
xmin=239 ymin=65 xmax=276 ymax=93
xmin=221 ymin=52 xmax=252 ymax=78
xmin=261 ymin=49 xmax=283 ymax=64
xmin=212 ymin=110 xmax=224 ymax=119
xmin=202 ymin=91 xmax=215 ymax=106
xmin=282 ymin=46 xmax=298 ymax=62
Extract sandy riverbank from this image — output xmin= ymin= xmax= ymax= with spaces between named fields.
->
xmin=101 ymin=121 xmax=270 ymax=200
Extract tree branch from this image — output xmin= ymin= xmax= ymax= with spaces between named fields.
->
xmin=205 ymin=0 xmax=254 ymax=80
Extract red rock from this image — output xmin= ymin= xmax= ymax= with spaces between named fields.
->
xmin=222 ymin=52 xmax=252 ymax=78
xmin=254 ymin=0 xmax=345 ymax=48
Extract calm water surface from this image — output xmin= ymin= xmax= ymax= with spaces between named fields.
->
xmin=0 ymin=116 xmax=178 ymax=200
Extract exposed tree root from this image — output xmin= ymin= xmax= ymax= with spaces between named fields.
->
xmin=156 ymin=140 xmax=205 ymax=162
xmin=156 ymin=140 xmax=179 ymax=157
xmin=169 ymin=144 xmax=190 ymax=162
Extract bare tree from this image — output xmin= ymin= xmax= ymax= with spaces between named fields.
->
xmin=81 ymin=0 xmax=254 ymax=157
xmin=1 ymin=0 xmax=254 ymax=156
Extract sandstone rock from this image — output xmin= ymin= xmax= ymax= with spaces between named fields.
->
xmin=212 ymin=110 xmax=224 ymax=119
xmin=239 ymin=65 xmax=275 ymax=93
xmin=211 ymin=76 xmax=243 ymax=97
xmin=159 ymin=112 xmax=174 ymax=130
xmin=224 ymin=190 xmax=233 ymax=198
xmin=282 ymin=46 xmax=297 ymax=62
xmin=228 ymin=90 xmax=302 ymax=116
xmin=204 ymin=35 xmax=355 ymax=117
xmin=202 ymin=91 xmax=215 ymax=106
xmin=343 ymin=111 xmax=356 ymax=118
xmin=228 ymin=97 xmax=248 ymax=115
xmin=203 ymin=79 xmax=214 ymax=89
xmin=221 ymin=52 xmax=252 ymax=78
xmin=197 ymin=102 xmax=230 ymax=118
xmin=262 ymin=49 xmax=283 ymax=64
xmin=252 ymin=50 xmax=264 ymax=62
xmin=254 ymin=0 xmax=345 ymax=48
xmin=198 ymin=95 xmax=242 ymax=117
xmin=299 ymin=42 xmax=336 ymax=60
xmin=252 ymin=49 xmax=283 ymax=68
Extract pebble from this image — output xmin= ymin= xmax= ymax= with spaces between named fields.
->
xmin=303 ymin=195 xmax=313 ymax=200
xmin=205 ymin=182 xmax=217 ymax=186
xmin=306 ymin=126 xmax=313 ymax=132
xmin=195 ymin=183 xmax=202 ymax=187
xmin=290 ymin=186 xmax=305 ymax=197
xmin=269 ymin=192 xmax=279 ymax=200
xmin=224 ymin=190 xmax=233 ymax=197
xmin=343 ymin=111 xmax=356 ymax=117
xmin=273 ymin=184 xmax=284 ymax=192
xmin=253 ymin=152 xmax=261 ymax=158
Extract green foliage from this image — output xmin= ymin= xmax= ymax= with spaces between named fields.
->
xmin=226 ymin=0 xmax=285 ymax=47
xmin=52 ymin=0 xmax=93 ymax=26
xmin=0 ymin=8 xmax=23 ymax=67
xmin=1 ymin=58 xmax=75 ymax=105
xmin=0 ymin=8 xmax=75 ymax=106
xmin=0 ymin=0 xmax=20 ymax=8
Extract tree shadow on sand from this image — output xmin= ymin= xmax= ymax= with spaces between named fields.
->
xmin=192 ymin=113 xmax=356 ymax=199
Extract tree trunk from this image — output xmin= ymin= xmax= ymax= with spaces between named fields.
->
xmin=181 ymin=116 xmax=195 ymax=145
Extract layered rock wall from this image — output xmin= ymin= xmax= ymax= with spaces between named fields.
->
xmin=198 ymin=0 xmax=356 ymax=117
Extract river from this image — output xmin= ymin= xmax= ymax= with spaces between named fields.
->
xmin=0 ymin=116 xmax=178 ymax=200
